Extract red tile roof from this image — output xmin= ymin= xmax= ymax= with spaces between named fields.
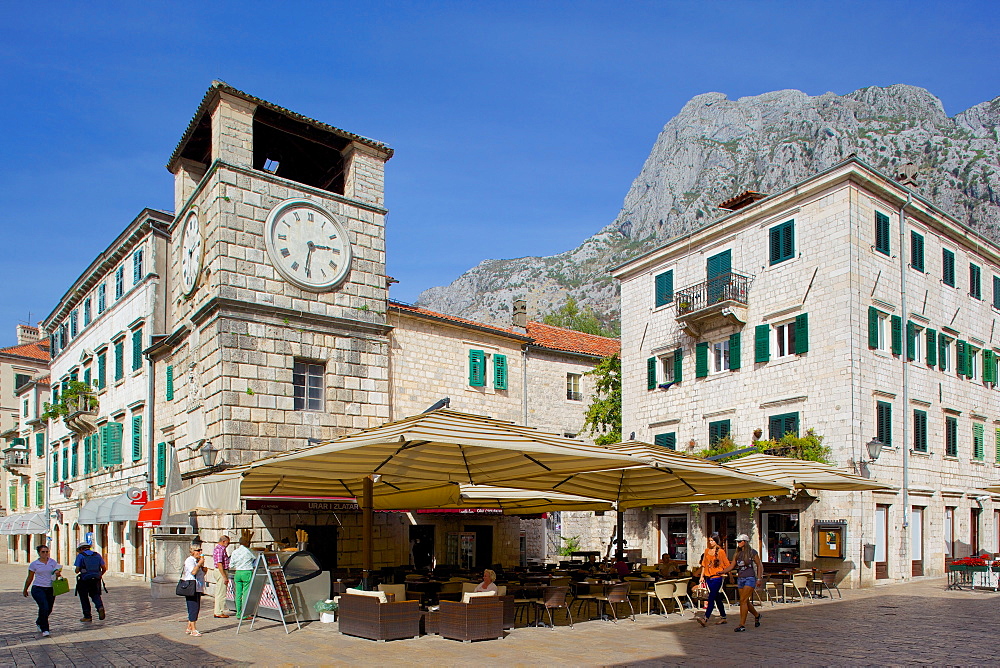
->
xmin=525 ymin=321 xmax=620 ymax=358
xmin=0 ymin=340 xmax=50 ymax=363
xmin=389 ymin=301 xmax=619 ymax=358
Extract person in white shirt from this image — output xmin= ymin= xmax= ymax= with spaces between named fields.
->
xmin=473 ymin=569 xmax=498 ymax=593
xmin=229 ymin=536 xmax=257 ymax=619
xmin=22 ymin=544 xmax=62 ymax=637
xmin=180 ymin=543 xmax=208 ymax=636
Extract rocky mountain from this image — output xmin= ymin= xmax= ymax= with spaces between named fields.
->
xmin=417 ymin=85 xmax=1000 ymax=330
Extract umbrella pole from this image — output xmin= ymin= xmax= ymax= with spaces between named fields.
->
xmin=362 ymin=475 xmax=373 ymax=586
xmin=616 ymin=509 xmax=625 ymax=561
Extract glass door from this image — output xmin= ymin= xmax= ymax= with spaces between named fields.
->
xmin=875 ymin=505 xmax=888 ymax=579
xmin=911 ymin=507 xmax=923 ymax=576
xmin=944 ymin=507 xmax=954 ymax=561
xmin=658 ymin=514 xmax=688 ymax=561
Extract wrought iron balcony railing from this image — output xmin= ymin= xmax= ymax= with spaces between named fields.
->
xmin=675 ymin=271 xmax=753 ymax=317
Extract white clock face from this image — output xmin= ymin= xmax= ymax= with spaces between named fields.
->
xmin=180 ymin=211 xmax=203 ymax=295
xmin=264 ymin=200 xmax=353 ymax=291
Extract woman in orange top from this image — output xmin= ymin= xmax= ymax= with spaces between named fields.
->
xmin=695 ymin=533 xmax=731 ymax=626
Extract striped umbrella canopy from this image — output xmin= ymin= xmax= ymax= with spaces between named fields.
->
xmin=451 ymin=485 xmax=613 ymax=514
xmin=720 ymin=453 xmax=894 ymax=492
xmin=984 ymin=483 xmax=1000 ymax=494
xmin=504 ymin=441 xmax=795 ymax=510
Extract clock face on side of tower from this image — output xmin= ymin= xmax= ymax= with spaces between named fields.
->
xmin=264 ymin=199 xmax=353 ymax=291
xmin=180 ymin=210 xmax=203 ymax=295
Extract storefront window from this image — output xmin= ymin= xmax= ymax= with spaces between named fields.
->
xmin=658 ymin=514 xmax=688 ymax=560
xmin=761 ymin=511 xmax=800 ymax=566
xmin=706 ymin=511 xmax=737 ymax=555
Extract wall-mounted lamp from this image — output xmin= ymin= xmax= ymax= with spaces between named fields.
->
xmin=865 ymin=438 xmax=884 ymax=464
xmin=200 ymin=441 xmax=220 ymax=468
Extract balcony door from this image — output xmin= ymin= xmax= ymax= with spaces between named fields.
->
xmin=706 ymin=250 xmax=731 ymax=303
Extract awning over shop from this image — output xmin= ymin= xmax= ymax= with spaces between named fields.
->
xmin=0 ymin=511 xmax=49 ymax=535
xmin=170 ymin=474 xmax=243 ymax=514
xmin=137 ymin=498 xmax=163 ymax=528
xmin=79 ymin=490 xmax=148 ymax=525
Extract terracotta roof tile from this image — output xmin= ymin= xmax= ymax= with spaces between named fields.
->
xmin=525 ymin=322 xmax=620 ymax=358
xmin=0 ymin=340 xmax=50 ymax=363
xmin=388 ymin=301 xmax=528 ymax=340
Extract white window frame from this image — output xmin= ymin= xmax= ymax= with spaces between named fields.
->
xmin=968 ymin=347 xmax=979 ymax=379
xmin=711 ymin=339 xmax=730 ymax=373
xmin=660 ymin=355 xmax=675 ymax=384
xmin=912 ymin=325 xmax=923 ymax=364
xmin=875 ymin=313 xmax=888 ymax=352
xmin=940 ymin=339 xmax=951 ymax=372
xmin=566 ymin=373 xmax=582 ymax=402
xmin=775 ymin=321 xmax=797 ymax=358
xmin=293 ymin=360 xmax=324 ymax=411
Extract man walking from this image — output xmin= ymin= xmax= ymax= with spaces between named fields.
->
xmin=212 ymin=535 xmax=231 ymax=618
xmin=74 ymin=541 xmax=107 ymax=622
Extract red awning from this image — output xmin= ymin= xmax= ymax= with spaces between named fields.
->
xmin=137 ymin=498 xmax=164 ymax=528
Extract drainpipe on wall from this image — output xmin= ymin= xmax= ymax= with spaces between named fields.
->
xmin=899 ymin=188 xmax=913 ymax=575
xmin=521 ymin=345 xmax=529 ymax=428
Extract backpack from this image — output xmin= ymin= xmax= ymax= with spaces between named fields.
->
xmin=80 ymin=551 xmax=104 ymax=580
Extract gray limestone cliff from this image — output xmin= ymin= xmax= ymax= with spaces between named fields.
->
xmin=416 ymin=85 xmax=1000 ymax=328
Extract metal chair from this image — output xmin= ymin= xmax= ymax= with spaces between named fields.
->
xmin=782 ymin=571 xmax=813 ymax=603
xmin=813 ymin=570 xmax=841 ymax=599
xmin=594 ymin=582 xmax=635 ymax=622
xmin=753 ymin=574 xmax=777 ymax=606
xmin=647 ymin=580 xmax=676 ymax=615
xmin=669 ymin=578 xmax=694 ymax=613
xmin=533 ymin=586 xmax=574 ymax=628
xmin=570 ymin=582 xmax=599 ymax=619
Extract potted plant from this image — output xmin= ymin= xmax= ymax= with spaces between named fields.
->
xmin=315 ymin=599 xmax=338 ymax=623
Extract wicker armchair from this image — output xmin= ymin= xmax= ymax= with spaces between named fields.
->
xmin=438 ymin=596 xmax=505 ymax=642
xmin=338 ymin=593 xmax=422 ymax=642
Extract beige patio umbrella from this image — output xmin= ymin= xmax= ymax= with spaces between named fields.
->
xmin=984 ymin=483 xmax=1000 ymax=494
xmin=449 ymin=485 xmax=613 ymax=514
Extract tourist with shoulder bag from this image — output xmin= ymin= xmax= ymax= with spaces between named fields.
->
xmin=179 ymin=542 xmax=208 ymax=636
xmin=74 ymin=541 xmax=107 ymax=622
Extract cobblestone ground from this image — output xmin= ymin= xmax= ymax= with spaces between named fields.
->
xmin=1 ymin=563 xmax=998 ymax=666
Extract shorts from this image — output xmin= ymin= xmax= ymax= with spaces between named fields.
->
xmin=737 ymin=577 xmax=757 ymax=589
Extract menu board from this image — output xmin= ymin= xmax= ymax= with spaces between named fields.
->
xmin=268 ymin=560 xmax=295 ymax=616
xmin=236 ymin=553 xmax=300 ymax=635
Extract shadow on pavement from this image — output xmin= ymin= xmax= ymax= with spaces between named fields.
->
xmin=2 ymin=632 xmax=246 ymax=667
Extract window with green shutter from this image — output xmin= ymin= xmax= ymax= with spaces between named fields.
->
xmin=970 ymin=264 xmax=982 ymax=300
xmin=83 ymin=436 xmax=91 ymax=474
xmin=945 ymin=416 xmax=958 ymax=457
xmin=708 ymin=420 xmax=731 ymax=445
xmin=956 ymin=340 xmax=968 ymax=376
xmin=755 ymin=324 xmax=770 ymax=363
xmin=100 ymin=424 xmax=109 ymax=467
xmin=493 ymin=355 xmax=507 ymax=390
xmin=156 ymin=442 xmax=167 ymax=486
xmin=97 ymin=350 xmax=107 ymax=389
xmin=768 ymin=412 xmax=799 ymax=440
xmin=913 ymin=410 xmax=927 ymax=452
xmin=995 ymin=428 xmax=1000 ymax=464
xmin=83 ymin=367 xmax=91 ymax=387
xmin=906 ymin=322 xmax=917 ymax=361
xmin=943 ymin=248 xmax=955 ymax=287
xmin=51 ymin=450 xmax=58 ymax=481
xmin=984 ymin=349 xmax=997 ymax=383
xmin=23 ymin=481 xmax=29 ymax=507
xmin=875 ymin=211 xmax=891 ymax=256
xmin=91 ymin=431 xmax=101 ymax=472
xmin=729 ymin=332 xmax=741 ymax=370
xmin=647 ymin=357 xmax=657 ymax=390
xmin=925 ymin=329 xmax=937 ymax=367
xmin=695 ymin=342 xmax=709 ymax=378
xmin=165 ymin=365 xmax=174 ymax=400
xmin=35 ymin=433 xmax=44 ymax=458
xmin=71 ymin=442 xmax=78 ymax=477
xmin=973 ymin=422 xmax=984 ymax=460
xmin=132 ymin=328 xmax=143 ymax=371
xmin=794 ymin=313 xmax=808 ymax=354
xmin=62 ymin=446 xmax=68 ymax=480
xmin=114 ymin=339 xmax=124 ymax=381
xmin=890 ymin=315 xmax=902 ymax=355
xmin=994 ymin=276 xmax=1000 ymax=310
xmin=654 ymin=432 xmax=677 ymax=450
xmin=910 ymin=231 xmax=924 ymax=272
xmin=939 ymin=336 xmax=950 ymax=371
xmin=132 ymin=415 xmax=143 ymax=461
xmin=876 ymin=401 xmax=892 ymax=447
xmin=654 ymin=271 xmax=674 ymax=307
xmin=673 ymin=348 xmax=683 ymax=385
xmin=868 ymin=307 xmax=880 ymax=349
xmin=108 ymin=422 xmax=123 ymax=466
xmin=769 ymin=220 xmax=795 ymax=265
xmin=35 ymin=480 xmax=43 ymax=507
xmin=8 ymin=484 xmax=15 ymax=511
xmin=468 ymin=350 xmax=486 ymax=387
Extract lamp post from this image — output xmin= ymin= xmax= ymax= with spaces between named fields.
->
xmin=200 ymin=441 xmax=219 ymax=468
xmin=865 ymin=438 xmax=883 ymax=464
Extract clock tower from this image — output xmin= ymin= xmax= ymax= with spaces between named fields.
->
xmin=150 ymin=82 xmax=393 ymax=483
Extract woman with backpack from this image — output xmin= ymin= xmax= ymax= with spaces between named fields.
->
xmin=74 ymin=541 xmax=107 ymax=622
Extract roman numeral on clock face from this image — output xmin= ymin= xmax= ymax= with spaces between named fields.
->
xmin=291 ymin=262 xmax=299 ymax=271
xmin=280 ymin=248 xmax=290 ymax=257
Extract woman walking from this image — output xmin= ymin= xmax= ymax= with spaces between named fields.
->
xmin=180 ymin=543 xmax=208 ymax=636
xmin=695 ymin=533 xmax=730 ymax=627
xmin=22 ymin=544 xmax=62 ymax=637
xmin=725 ymin=534 xmax=763 ymax=632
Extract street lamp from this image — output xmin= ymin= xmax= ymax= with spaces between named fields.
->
xmin=865 ymin=438 xmax=884 ymax=464
xmin=200 ymin=441 xmax=219 ymax=468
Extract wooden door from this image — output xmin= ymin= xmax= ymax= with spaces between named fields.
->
xmin=706 ymin=250 xmax=732 ymax=303
xmin=133 ymin=524 xmax=145 ymax=575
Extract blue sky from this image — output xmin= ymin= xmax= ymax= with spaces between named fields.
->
xmin=1 ymin=1 xmax=998 ymax=344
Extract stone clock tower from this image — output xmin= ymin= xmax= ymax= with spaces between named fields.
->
xmin=149 ymin=82 xmax=393 ymax=482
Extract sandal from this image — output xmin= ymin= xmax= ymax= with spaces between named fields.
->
xmin=189 ymin=630 xmax=202 ymax=637
xmin=715 ymin=618 xmax=727 ymax=625
xmin=755 ymin=614 xmax=762 ymax=628
xmin=695 ymin=616 xmax=707 ymax=627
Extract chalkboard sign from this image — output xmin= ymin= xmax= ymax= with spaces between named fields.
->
xmin=236 ymin=553 xmax=300 ymax=634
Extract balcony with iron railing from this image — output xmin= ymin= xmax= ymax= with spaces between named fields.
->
xmin=675 ymin=271 xmax=753 ymax=337
xmin=3 ymin=448 xmax=29 ymax=469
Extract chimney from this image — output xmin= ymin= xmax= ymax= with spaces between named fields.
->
xmin=513 ymin=299 xmax=527 ymax=332
xmin=16 ymin=324 xmax=41 ymax=345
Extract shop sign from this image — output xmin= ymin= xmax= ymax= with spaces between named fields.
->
xmin=246 ymin=498 xmax=359 ymax=512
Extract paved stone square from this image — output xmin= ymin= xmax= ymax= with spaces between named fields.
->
xmin=1 ymin=564 xmax=998 ymax=666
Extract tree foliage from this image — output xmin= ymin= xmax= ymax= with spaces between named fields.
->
xmin=41 ymin=380 xmax=98 ymax=421
xmin=697 ymin=429 xmax=831 ymax=464
xmin=581 ymin=354 xmax=621 ymax=446
xmin=543 ymin=297 xmax=619 ymax=337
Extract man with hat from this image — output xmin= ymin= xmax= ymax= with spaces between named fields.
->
xmin=74 ymin=541 xmax=107 ymax=622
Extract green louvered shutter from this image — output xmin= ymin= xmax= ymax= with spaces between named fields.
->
xmin=709 ymin=420 xmax=731 ymax=444
xmin=35 ymin=480 xmax=43 ymax=507
xmin=62 ymin=447 xmax=68 ymax=480
xmin=729 ymin=332 xmax=741 ymax=370
xmin=71 ymin=442 xmax=78 ymax=477
xmin=995 ymin=428 xmax=1000 ymax=464
xmin=913 ymin=409 xmax=927 ymax=452
xmin=647 ymin=357 xmax=657 ymax=390
xmin=695 ymin=342 xmax=709 ymax=378
xmin=973 ymin=423 xmax=984 ymax=460
xmin=910 ymin=231 xmax=924 ymax=272
xmin=868 ymin=307 xmax=880 ymax=349
xmin=97 ymin=351 xmax=107 ymax=389
xmin=132 ymin=328 xmax=143 ymax=371
xmin=943 ymin=248 xmax=955 ymax=286
xmin=493 ymin=354 xmax=507 ymax=390
xmin=673 ymin=348 xmax=683 ymax=385
xmin=956 ymin=340 xmax=968 ymax=376
xmin=132 ymin=415 xmax=143 ymax=461
xmin=906 ymin=322 xmax=917 ymax=361
xmin=92 ymin=432 xmax=101 ymax=471
xmin=52 ymin=451 xmax=58 ymax=482
xmin=156 ymin=442 xmax=167 ymax=486
xmin=794 ymin=313 xmax=808 ymax=354
xmin=114 ymin=340 xmax=124 ymax=381
xmin=939 ymin=337 xmax=948 ymax=371
xmin=925 ymin=329 xmax=937 ymax=367
xmin=83 ymin=367 xmax=91 ymax=387
xmin=468 ymin=351 xmax=485 ymax=387
xmin=985 ymin=350 xmax=997 ymax=383
xmin=890 ymin=316 xmax=902 ymax=355
xmin=875 ymin=211 xmax=891 ymax=255
xmin=8 ymin=484 xmax=15 ymax=511
xmin=876 ymin=401 xmax=892 ymax=447
xmin=83 ymin=436 xmax=91 ymax=474
xmin=755 ymin=324 xmax=770 ymax=363
xmin=99 ymin=424 xmax=109 ymax=468
xmin=109 ymin=422 xmax=124 ymax=465
xmin=35 ymin=433 xmax=44 ymax=458
xmin=654 ymin=271 xmax=674 ymax=307
xmin=166 ymin=365 xmax=174 ymax=400
xmin=654 ymin=433 xmax=677 ymax=450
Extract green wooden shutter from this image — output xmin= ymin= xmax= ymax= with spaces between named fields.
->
xmin=114 ymin=340 xmax=124 ymax=381
xmin=876 ymin=401 xmax=892 ymax=447
xmin=654 ymin=271 xmax=673 ymax=307
xmin=906 ymin=322 xmax=917 ymax=361
xmin=890 ymin=316 xmax=902 ymax=355
xmin=166 ymin=365 xmax=174 ymax=400
xmin=52 ymin=451 xmax=58 ymax=482
xmin=794 ymin=313 xmax=808 ymax=354
xmin=83 ymin=436 xmax=90 ymax=474
xmin=647 ymin=357 xmax=657 ymax=390
xmin=709 ymin=420 xmax=731 ymax=444
xmin=132 ymin=415 xmax=143 ymax=461
xmin=156 ymin=442 xmax=167 ymax=486
xmin=755 ymin=324 xmax=770 ymax=362
xmin=71 ymin=442 xmax=78 ymax=477
xmin=875 ymin=211 xmax=890 ymax=255
xmin=973 ymin=423 xmax=984 ymax=460
xmin=83 ymin=367 xmax=91 ymax=387
xmin=925 ymin=329 xmax=937 ymax=367
xmin=910 ymin=231 xmax=924 ymax=272
xmin=99 ymin=424 xmax=109 ymax=468
xmin=913 ymin=410 xmax=927 ymax=452
xmin=673 ymin=348 xmax=683 ymax=385
xmin=132 ymin=328 xmax=143 ymax=371
xmin=868 ymin=307 xmax=880 ymax=349
xmin=729 ymin=332 xmax=741 ymax=370
xmin=994 ymin=276 xmax=1000 ymax=310
xmin=8 ymin=484 xmax=15 ymax=511
xmin=109 ymin=422 xmax=123 ymax=465
xmin=493 ymin=354 xmax=508 ymax=390
xmin=943 ymin=249 xmax=955 ymax=286
xmin=995 ymin=428 xmax=1000 ymax=464
xmin=970 ymin=264 xmax=982 ymax=299
xmin=956 ymin=340 xmax=968 ymax=376
xmin=62 ymin=447 xmax=68 ymax=480
xmin=468 ymin=351 xmax=485 ymax=387
xmin=769 ymin=226 xmax=782 ymax=264
xmin=35 ymin=480 xmax=43 ymax=507
xmin=695 ymin=342 xmax=709 ymax=378
xmin=92 ymin=432 xmax=101 ymax=471
xmin=984 ymin=350 xmax=997 ymax=383
xmin=654 ymin=433 xmax=676 ymax=451
xmin=939 ymin=337 xmax=948 ymax=371
xmin=945 ymin=417 xmax=958 ymax=457
xmin=35 ymin=433 xmax=44 ymax=458
xmin=97 ymin=351 xmax=107 ymax=389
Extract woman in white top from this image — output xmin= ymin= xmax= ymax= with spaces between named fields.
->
xmin=180 ymin=543 xmax=208 ymax=636
xmin=22 ymin=544 xmax=62 ymax=637
xmin=474 ymin=569 xmax=498 ymax=593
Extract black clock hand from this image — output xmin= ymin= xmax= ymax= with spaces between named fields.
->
xmin=305 ymin=241 xmax=317 ymax=277
xmin=311 ymin=244 xmax=332 ymax=251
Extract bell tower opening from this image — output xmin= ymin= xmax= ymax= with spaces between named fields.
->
xmin=252 ymin=106 xmax=348 ymax=195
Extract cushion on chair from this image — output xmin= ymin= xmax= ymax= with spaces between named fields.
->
xmin=346 ymin=588 xmax=389 ymax=603
xmin=462 ymin=590 xmax=497 ymax=604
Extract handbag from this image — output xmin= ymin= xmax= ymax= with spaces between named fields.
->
xmin=176 ymin=579 xmax=198 ymax=597
xmin=52 ymin=577 xmax=70 ymax=596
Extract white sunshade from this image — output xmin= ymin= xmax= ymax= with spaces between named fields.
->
xmin=79 ymin=493 xmax=141 ymax=525
xmin=0 ymin=511 xmax=49 ymax=535
xmin=723 ymin=453 xmax=895 ymax=491
xmin=454 ymin=485 xmax=613 ymax=514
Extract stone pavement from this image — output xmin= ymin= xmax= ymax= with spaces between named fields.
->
xmin=1 ymin=563 xmax=998 ymax=667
